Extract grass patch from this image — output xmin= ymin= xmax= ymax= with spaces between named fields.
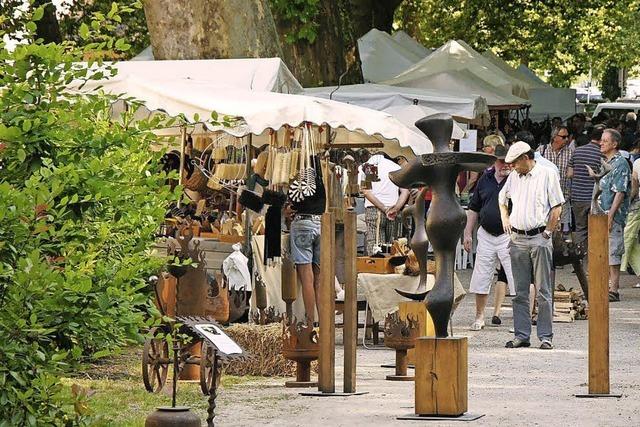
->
xmin=60 ymin=346 xmax=267 ymax=426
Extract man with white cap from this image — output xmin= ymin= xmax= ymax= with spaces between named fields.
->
xmin=499 ymin=141 xmax=564 ymax=350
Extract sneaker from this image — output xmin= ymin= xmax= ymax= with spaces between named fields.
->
xmin=505 ymin=338 xmax=531 ymax=348
xmin=540 ymin=340 xmax=553 ymax=350
xmin=508 ymin=327 xmax=515 ymax=333
xmin=469 ymin=320 xmax=485 ymax=331
xmin=491 ymin=315 xmax=502 ymax=325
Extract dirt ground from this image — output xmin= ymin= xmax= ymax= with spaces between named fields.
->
xmin=216 ymin=269 xmax=640 ymax=427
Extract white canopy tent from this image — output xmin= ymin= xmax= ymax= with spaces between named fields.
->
xmin=385 ymin=40 xmax=529 ymax=99
xmin=382 ymin=105 xmax=466 ymax=141
xmin=304 ymin=83 xmax=490 ymax=125
xmin=86 ymin=57 xmax=304 ymax=94
xmin=482 ymin=52 xmax=576 ymax=121
xmin=391 ymin=31 xmax=433 ymax=59
xmin=384 ymin=68 xmax=529 ymax=110
xmin=72 ymin=72 xmax=432 ymax=157
xmin=357 ymin=29 xmax=426 ymax=83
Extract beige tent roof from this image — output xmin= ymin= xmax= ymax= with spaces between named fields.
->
xmin=387 ymin=40 xmax=529 ymax=99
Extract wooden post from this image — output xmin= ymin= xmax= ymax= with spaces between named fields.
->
xmin=415 ymin=337 xmax=468 ymax=416
xmin=343 ymin=209 xmax=357 ymax=393
xmin=399 ymin=301 xmax=435 ymax=365
xmin=318 ymin=212 xmax=336 ymax=393
xmin=588 ymin=214 xmax=610 ymax=394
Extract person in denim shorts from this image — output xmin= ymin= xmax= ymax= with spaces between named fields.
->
xmin=287 ymin=156 xmax=326 ymax=323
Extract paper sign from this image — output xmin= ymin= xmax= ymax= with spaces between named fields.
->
xmin=459 ymin=129 xmax=478 ymax=153
xmin=195 ymin=324 xmax=243 ymax=355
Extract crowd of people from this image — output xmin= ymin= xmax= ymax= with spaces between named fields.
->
xmin=355 ymin=111 xmax=640 ymax=350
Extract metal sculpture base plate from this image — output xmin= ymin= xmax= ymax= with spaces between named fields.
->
xmin=285 ymin=380 xmax=318 ymax=388
xmin=397 ymin=413 xmax=485 ymax=422
xmin=300 ymin=391 xmax=369 ymax=397
xmin=574 ymin=393 xmax=622 ymax=398
xmin=381 ymin=363 xmax=415 ymax=369
xmin=386 ymin=375 xmax=414 ymax=381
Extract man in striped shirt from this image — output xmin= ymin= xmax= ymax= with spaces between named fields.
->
xmin=499 ymin=141 xmax=564 ymax=350
xmin=539 ymin=125 xmax=574 ymax=232
xmin=568 ymin=126 xmax=604 ymax=249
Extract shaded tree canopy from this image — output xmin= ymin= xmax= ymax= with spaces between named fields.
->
xmin=7 ymin=0 xmax=639 ymax=87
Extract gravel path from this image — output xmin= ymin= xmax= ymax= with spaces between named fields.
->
xmin=217 ymin=269 xmax=640 ymax=426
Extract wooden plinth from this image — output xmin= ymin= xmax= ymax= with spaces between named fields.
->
xmin=318 ymin=212 xmax=336 ymax=393
xmin=587 ymin=214 xmax=610 ymax=395
xmin=343 ymin=210 xmax=358 ymax=393
xmin=399 ymin=301 xmax=435 ymax=365
xmin=386 ymin=349 xmax=414 ymax=381
xmin=285 ymin=361 xmax=317 ymax=388
xmin=415 ymin=337 xmax=468 ymax=417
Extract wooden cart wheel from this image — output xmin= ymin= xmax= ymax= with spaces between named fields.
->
xmin=200 ymin=342 xmax=221 ymax=395
xmin=142 ymin=327 xmax=169 ymax=393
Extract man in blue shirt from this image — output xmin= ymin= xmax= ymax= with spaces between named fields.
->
xmin=463 ymin=145 xmax=515 ymax=330
xmin=598 ymin=128 xmax=631 ymax=302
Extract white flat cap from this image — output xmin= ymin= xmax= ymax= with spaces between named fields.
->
xmin=505 ymin=141 xmax=532 ymax=163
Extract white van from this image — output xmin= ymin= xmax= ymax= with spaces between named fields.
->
xmin=592 ymin=101 xmax=640 ymax=119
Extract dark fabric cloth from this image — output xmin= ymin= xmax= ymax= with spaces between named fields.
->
xmin=246 ymin=173 xmax=268 ymax=191
xmin=468 ymin=167 xmax=507 ymax=236
xmin=290 ymin=156 xmax=326 ymax=215
xmin=263 ymin=203 xmax=282 ymax=264
xmin=568 ymin=142 xmax=602 ymax=202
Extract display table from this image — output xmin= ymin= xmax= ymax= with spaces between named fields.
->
xmin=358 ymin=273 xmax=466 ymax=323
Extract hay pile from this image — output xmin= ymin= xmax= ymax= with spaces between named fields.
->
xmin=224 ymin=323 xmax=296 ymax=377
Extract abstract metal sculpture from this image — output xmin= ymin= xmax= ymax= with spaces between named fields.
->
xmin=389 ymin=114 xmax=494 ymax=337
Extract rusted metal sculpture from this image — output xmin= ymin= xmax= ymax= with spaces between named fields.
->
xmin=282 ymin=316 xmax=319 ymax=388
xmin=587 ymin=159 xmax=613 ymax=215
xmin=384 ymin=312 xmax=420 ymax=381
xmin=389 ymin=114 xmax=494 ymax=337
xmin=227 ymin=287 xmax=249 ymax=323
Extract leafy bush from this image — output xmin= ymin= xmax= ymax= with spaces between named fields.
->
xmin=0 ymin=3 xmax=178 ymax=424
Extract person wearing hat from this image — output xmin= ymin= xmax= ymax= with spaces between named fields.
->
xmin=463 ymin=144 xmax=516 ymax=330
xmin=498 ymin=141 xmax=564 ymax=350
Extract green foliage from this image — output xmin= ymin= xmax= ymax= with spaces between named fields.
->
xmin=270 ymin=0 xmax=321 ymax=43
xmin=58 ymin=1 xmax=149 ymax=59
xmin=0 ymin=3 xmax=178 ymax=424
xmin=395 ymin=0 xmax=640 ymax=86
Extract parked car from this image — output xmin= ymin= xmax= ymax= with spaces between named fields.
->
xmin=592 ymin=101 xmax=640 ymax=119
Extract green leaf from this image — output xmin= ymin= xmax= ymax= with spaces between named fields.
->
xmin=79 ymin=23 xmax=90 ymax=40
xmin=107 ymin=2 xmax=119 ymax=19
xmin=25 ymin=22 xmax=36 ymax=32
xmin=17 ymin=149 xmax=26 ymax=162
xmin=22 ymin=119 xmax=32 ymax=132
xmin=32 ymin=7 xmax=45 ymax=22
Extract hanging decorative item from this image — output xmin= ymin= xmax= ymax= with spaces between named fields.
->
xmin=288 ymin=124 xmax=317 ymax=202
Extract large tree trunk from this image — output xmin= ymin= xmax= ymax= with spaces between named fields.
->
xmin=34 ymin=0 xmax=62 ymax=44
xmin=142 ymin=0 xmax=283 ymax=59
xmin=142 ymin=0 xmax=402 ymax=86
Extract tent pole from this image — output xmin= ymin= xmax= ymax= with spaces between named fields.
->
xmin=244 ymin=135 xmax=254 ymax=272
xmin=178 ymin=125 xmax=187 ymax=208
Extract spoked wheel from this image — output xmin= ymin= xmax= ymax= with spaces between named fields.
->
xmin=200 ymin=342 xmax=221 ymax=395
xmin=142 ymin=327 xmax=169 ymax=393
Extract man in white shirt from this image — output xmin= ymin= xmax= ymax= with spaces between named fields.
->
xmin=499 ymin=141 xmax=564 ymax=350
xmin=358 ymin=153 xmax=410 ymax=254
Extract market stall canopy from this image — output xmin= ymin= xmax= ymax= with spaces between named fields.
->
xmin=385 ymin=39 xmax=529 ymax=99
xmin=482 ymin=50 xmax=548 ymax=90
xmin=382 ymin=105 xmax=466 ymax=140
xmin=481 ymin=52 xmax=576 ymax=121
xmin=72 ymin=74 xmax=432 ymax=156
xmin=384 ymin=68 xmax=529 ymax=110
xmin=81 ymin=57 xmax=303 ymax=94
xmin=528 ymin=87 xmax=577 ymax=122
xmin=304 ymin=83 xmax=489 ymax=125
xmin=392 ymin=31 xmax=433 ymax=59
xmin=358 ymin=29 xmax=427 ymax=83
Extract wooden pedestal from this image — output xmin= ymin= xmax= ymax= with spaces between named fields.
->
xmin=415 ymin=337 xmax=467 ymax=417
xmin=399 ymin=302 xmax=435 ymax=365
